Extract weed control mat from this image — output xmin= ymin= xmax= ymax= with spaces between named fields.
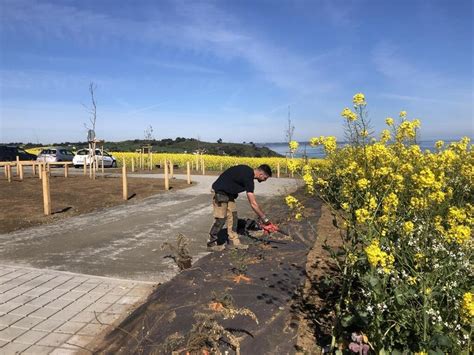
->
xmin=94 ymin=196 xmax=322 ymax=354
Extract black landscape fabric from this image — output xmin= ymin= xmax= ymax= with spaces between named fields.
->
xmin=95 ymin=196 xmax=322 ymax=354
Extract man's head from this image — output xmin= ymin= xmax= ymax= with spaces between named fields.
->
xmin=254 ymin=164 xmax=272 ymax=182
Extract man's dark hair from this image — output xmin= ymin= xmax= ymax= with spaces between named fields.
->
xmin=258 ymin=164 xmax=272 ymax=177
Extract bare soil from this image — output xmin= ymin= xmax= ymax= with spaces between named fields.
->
xmin=295 ymin=203 xmax=342 ymax=354
xmin=0 ymin=174 xmax=189 ymax=234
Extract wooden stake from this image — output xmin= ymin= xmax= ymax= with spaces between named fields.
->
xmin=4 ymin=165 xmax=8 ymax=178
xmin=277 ymin=162 xmax=280 ymax=178
xmin=170 ymin=160 xmax=174 ymax=179
xmin=83 ymin=161 xmax=87 ymax=176
xmin=187 ymin=161 xmax=191 ymax=184
xmin=42 ymin=167 xmax=51 ymax=215
xmin=150 ymin=153 xmax=153 ymax=171
xmin=16 ymin=156 xmax=20 ymax=176
xmin=6 ymin=165 xmax=12 ymax=182
xmin=196 ymin=156 xmax=199 ymax=171
xmin=131 ymin=158 xmax=135 ymax=172
xmin=164 ymin=159 xmax=170 ymax=190
xmin=32 ymin=162 xmax=36 ymax=176
xmin=38 ymin=163 xmax=42 ymax=180
xmin=122 ymin=161 xmax=128 ymax=200
xmin=64 ymin=163 xmax=69 ymax=178
xmin=19 ymin=163 xmax=23 ymax=181
xmin=201 ymin=158 xmax=205 ymax=175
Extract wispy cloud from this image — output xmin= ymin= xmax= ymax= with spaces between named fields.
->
xmin=379 ymin=93 xmax=467 ymax=106
xmin=143 ymin=59 xmax=224 ymax=75
xmin=372 ymin=41 xmax=445 ymax=89
xmin=1 ymin=0 xmax=338 ymax=95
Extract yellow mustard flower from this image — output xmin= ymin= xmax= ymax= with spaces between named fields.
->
xmin=357 ymin=178 xmax=370 ymax=189
xmin=341 ymin=107 xmax=357 ymax=121
xmin=364 ymin=239 xmax=394 ymax=274
xmin=289 ymin=140 xmax=299 ymax=153
xmin=461 ymin=292 xmax=474 ymax=323
xmin=353 ymin=93 xmax=366 ymax=106
xmin=355 ymin=208 xmax=371 ymax=224
xmin=403 ymin=221 xmax=414 ymax=234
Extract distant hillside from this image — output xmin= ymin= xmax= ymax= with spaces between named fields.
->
xmin=17 ymin=138 xmax=282 ymax=158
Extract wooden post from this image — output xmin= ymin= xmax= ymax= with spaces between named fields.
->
xmin=131 ymin=158 xmax=135 ymax=172
xmin=83 ymin=162 xmax=87 ymax=176
xmin=164 ymin=159 xmax=170 ymax=190
xmin=19 ymin=163 xmax=23 ymax=181
xmin=196 ymin=156 xmax=199 ymax=171
xmin=122 ymin=159 xmax=128 ymax=200
xmin=101 ymin=147 xmax=105 ymax=175
xmin=201 ymin=158 xmax=205 ymax=175
xmin=47 ymin=163 xmax=51 ymax=176
xmin=170 ymin=160 xmax=174 ymax=179
xmin=42 ymin=167 xmax=51 ymax=216
xmin=38 ymin=163 xmax=42 ymax=180
xmin=277 ymin=162 xmax=280 ymax=178
xmin=16 ymin=156 xmax=20 ymax=176
xmin=32 ymin=162 xmax=36 ymax=176
xmin=150 ymin=153 xmax=153 ymax=171
xmin=4 ymin=165 xmax=7 ymax=178
xmin=187 ymin=161 xmax=191 ymax=184
xmin=6 ymin=164 xmax=12 ymax=183
xmin=64 ymin=163 xmax=69 ymax=178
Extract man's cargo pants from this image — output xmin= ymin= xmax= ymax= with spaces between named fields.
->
xmin=208 ymin=193 xmax=241 ymax=246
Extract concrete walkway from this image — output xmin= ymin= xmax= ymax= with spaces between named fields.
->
xmin=0 ymin=264 xmax=153 ymax=354
xmin=0 ymin=173 xmax=301 ymax=353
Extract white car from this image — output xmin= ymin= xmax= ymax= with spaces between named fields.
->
xmin=73 ymin=149 xmax=117 ymax=168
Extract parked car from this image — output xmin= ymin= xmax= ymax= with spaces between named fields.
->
xmin=73 ymin=149 xmax=117 ymax=168
xmin=36 ymin=147 xmax=75 ymax=163
xmin=0 ymin=145 xmax=37 ymax=161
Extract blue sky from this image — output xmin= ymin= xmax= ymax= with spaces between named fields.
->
xmin=0 ymin=0 xmax=472 ymax=144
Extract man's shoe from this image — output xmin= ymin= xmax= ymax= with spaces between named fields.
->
xmin=207 ymin=243 xmax=225 ymax=252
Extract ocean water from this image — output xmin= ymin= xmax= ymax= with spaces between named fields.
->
xmin=258 ymin=140 xmax=466 ymax=159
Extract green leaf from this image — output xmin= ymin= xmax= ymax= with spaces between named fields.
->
xmin=395 ymin=290 xmax=405 ymax=305
xmin=341 ymin=314 xmax=354 ymax=327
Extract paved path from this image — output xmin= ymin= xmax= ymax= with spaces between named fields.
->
xmin=0 ymin=264 xmax=153 ymax=354
xmin=0 ymin=173 xmax=301 ymax=354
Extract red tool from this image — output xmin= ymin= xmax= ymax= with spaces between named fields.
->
xmin=259 ymin=222 xmax=289 ymax=236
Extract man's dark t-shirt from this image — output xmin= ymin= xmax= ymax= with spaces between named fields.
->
xmin=212 ymin=165 xmax=254 ymax=198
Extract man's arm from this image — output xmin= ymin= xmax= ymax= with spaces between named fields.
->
xmin=246 ymin=192 xmax=268 ymax=222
